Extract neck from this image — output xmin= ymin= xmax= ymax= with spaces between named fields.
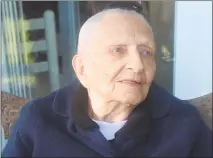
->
xmin=88 ymin=94 xmax=135 ymax=123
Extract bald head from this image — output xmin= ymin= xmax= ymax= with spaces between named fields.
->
xmin=77 ymin=8 xmax=154 ymax=53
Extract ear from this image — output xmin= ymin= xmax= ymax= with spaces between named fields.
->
xmin=72 ymin=54 xmax=87 ymax=87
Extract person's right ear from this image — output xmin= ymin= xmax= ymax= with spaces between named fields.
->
xmin=72 ymin=54 xmax=88 ymax=87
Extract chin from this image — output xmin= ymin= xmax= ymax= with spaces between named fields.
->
xmin=119 ymin=94 xmax=145 ymax=106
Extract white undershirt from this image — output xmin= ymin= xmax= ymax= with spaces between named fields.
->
xmin=92 ymin=119 xmax=127 ymax=140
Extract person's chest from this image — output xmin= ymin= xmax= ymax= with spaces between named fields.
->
xmin=31 ymin=128 xmax=102 ymax=157
xmin=31 ymin=120 xmax=196 ymax=157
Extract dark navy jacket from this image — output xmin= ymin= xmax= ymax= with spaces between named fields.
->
xmin=2 ymin=83 xmax=212 ymax=157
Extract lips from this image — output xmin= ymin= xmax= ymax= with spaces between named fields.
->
xmin=119 ymin=80 xmax=142 ymax=84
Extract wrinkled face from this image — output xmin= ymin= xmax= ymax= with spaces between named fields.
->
xmin=73 ymin=12 xmax=156 ymax=106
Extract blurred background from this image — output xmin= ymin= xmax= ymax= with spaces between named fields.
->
xmin=1 ymin=1 xmax=212 ymax=100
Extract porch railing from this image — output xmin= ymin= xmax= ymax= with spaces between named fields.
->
xmin=1 ymin=1 xmax=60 ymax=99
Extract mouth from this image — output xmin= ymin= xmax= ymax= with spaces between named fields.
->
xmin=118 ymin=79 xmax=142 ymax=85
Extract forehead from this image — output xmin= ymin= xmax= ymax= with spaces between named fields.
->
xmin=91 ymin=12 xmax=155 ymax=48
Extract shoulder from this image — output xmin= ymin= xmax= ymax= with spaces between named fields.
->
xmin=13 ymin=84 xmax=75 ymax=136
xmin=171 ymin=97 xmax=199 ymax=117
xmin=150 ymin=83 xmax=204 ymax=128
xmin=148 ymin=83 xmax=201 ymax=124
xmin=168 ymin=95 xmax=204 ymax=130
xmin=21 ymin=91 xmax=57 ymax=115
xmin=15 ymin=90 xmax=59 ymax=133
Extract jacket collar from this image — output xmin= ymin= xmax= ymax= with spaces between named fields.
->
xmin=147 ymin=82 xmax=172 ymax=119
xmin=52 ymin=84 xmax=74 ymax=118
xmin=52 ymin=82 xmax=172 ymax=128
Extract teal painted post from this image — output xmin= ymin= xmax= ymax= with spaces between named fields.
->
xmin=57 ymin=1 xmax=80 ymax=86
xmin=44 ymin=10 xmax=60 ymax=91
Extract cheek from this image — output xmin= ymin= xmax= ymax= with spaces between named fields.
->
xmin=83 ymin=60 xmax=98 ymax=87
xmin=93 ymin=57 xmax=121 ymax=80
xmin=85 ymin=54 xmax=125 ymax=90
xmin=86 ymin=60 xmax=112 ymax=85
xmin=144 ymin=60 xmax=156 ymax=83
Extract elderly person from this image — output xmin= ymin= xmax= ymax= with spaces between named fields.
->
xmin=2 ymin=8 xmax=212 ymax=157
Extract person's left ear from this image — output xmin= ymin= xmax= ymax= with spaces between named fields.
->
xmin=72 ymin=54 xmax=87 ymax=87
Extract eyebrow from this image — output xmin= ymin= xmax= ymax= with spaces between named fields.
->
xmin=137 ymin=44 xmax=153 ymax=50
xmin=108 ymin=43 xmax=154 ymax=50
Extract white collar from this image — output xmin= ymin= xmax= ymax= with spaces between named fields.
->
xmin=92 ymin=119 xmax=127 ymax=140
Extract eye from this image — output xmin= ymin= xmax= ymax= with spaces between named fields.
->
xmin=140 ymin=50 xmax=152 ymax=56
xmin=111 ymin=47 xmax=124 ymax=53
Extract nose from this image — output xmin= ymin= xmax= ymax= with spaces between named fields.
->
xmin=125 ymin=49 xmax=144 ymax=73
